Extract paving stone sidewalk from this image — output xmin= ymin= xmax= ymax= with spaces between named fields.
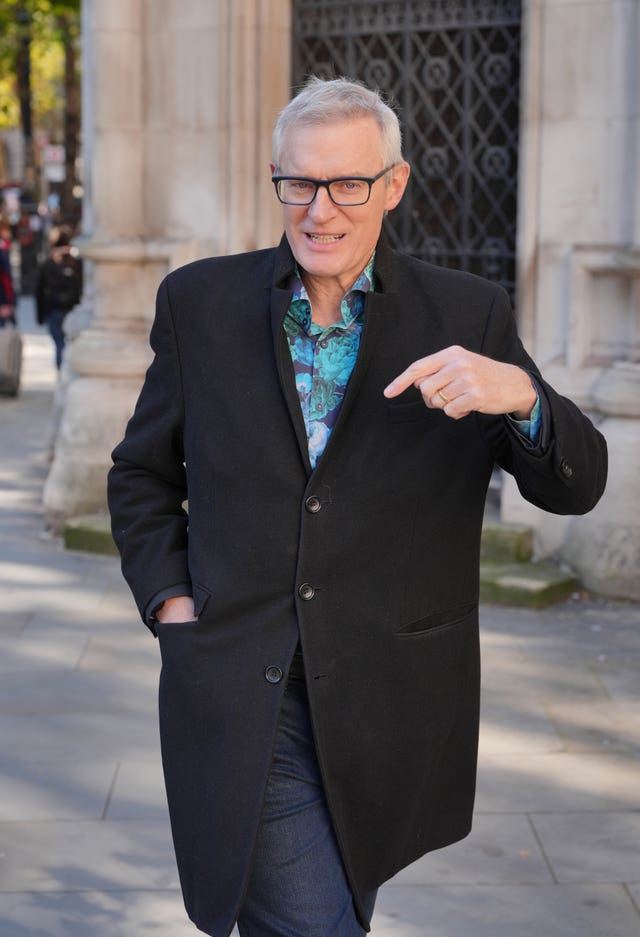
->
xmin=1 ymin=300 xmax=639 ymax=937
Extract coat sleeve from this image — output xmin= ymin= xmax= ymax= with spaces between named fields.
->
xmin=107 ymin=276 xmax=190 ymax=628
xmin=476 ymin=285 xmax=607 ymax=516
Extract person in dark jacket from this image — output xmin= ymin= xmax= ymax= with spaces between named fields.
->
xmin=35 ymin=225 xmax=82 ymax=369
xmin=107 ymin=77 xmax=607 ymax=937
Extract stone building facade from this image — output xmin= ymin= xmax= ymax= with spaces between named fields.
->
xmin=44 ymin=0 xmax=640 ymax=599
xmin=503 ymin=0 xmax=640 ymax=598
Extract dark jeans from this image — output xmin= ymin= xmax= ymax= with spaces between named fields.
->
xmin=237 ymin=675 xmax=377 ymax=936
xmin=47 ymin=309 xmax=67 ymax=369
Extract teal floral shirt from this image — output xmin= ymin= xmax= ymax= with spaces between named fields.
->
xmin=284 ymin=255 xmax=375 ymax=468
xmin=284 ymin=254 xmax=541 ymax=469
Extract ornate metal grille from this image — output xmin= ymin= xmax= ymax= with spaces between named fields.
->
xmin=291 ymin=0 xmax=522 ymax=301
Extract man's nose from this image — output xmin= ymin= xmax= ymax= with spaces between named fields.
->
xmin=307 ymin=185 xmax=336 ymax=218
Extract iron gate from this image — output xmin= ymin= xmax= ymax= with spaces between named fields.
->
xmin=291 ymin=0 xmax=522 ymax=301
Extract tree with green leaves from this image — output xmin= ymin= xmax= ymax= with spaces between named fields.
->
xmin=0 ymin=0 xmax=81 ymax=219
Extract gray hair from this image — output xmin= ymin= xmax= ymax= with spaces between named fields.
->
xmin=272 ymin=76 xmax=404 ymax=169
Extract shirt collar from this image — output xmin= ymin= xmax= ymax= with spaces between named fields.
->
xmin=287 ymin=252 xmax=376 ymax=330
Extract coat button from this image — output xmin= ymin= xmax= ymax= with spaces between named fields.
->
xmin=298 ymin=582 xmax=315 ymax=601
xmin=264 ymin=665 xmax=283 ymax=684
xmin=560 ymin=458 xmax=573 ymax=478
xmin=305 ymin=495 xmax=321 ymax=513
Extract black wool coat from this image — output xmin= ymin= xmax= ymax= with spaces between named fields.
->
xmin=108 ymin=233 xmax=607 ymax=937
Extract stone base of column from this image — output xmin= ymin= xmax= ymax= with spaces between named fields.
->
xmin=43 ymin=327 xmax=153 ymax=532
xmin=41 ymin=238 xmax=177 ymax=532
xmin=562 ymin=363 xmax=640 ymax=600
xmin=502 ymin=361 xmax=640 ymax=600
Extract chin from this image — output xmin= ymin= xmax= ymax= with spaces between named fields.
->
xmin=297 ymin=248 xmax=347 ymax=278
xmin=303 ymin=259 xmax=343 ymax=278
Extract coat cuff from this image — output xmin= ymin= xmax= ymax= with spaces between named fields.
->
xmin=145 ymin=583 xmax=193 ymax=633
xmin=504 ymin=377 xmax=548 ymax=454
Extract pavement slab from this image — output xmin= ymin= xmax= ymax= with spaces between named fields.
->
xmin=0 ymin=670 xmax=158 ymax=716
xmin=20 ymin=603 xmax=135 ymax=640
xmin=389 ymin=814 xmax=552 ymax=885
xmin=1 ymin=303 xmax=639 ymax=935
xmin=372 ymin=884 xmax=640 ymax=937
xmin=0 ymin=636 xmax=88 ymax=673
xmin=0 ymin=711 xmax=161 ymax=764
xmin=0 ymin=890 xmax=197 ymax=937
xmin=627 ymin=884 xmax=640 ymax=915
xmin=105 ymin=760 xmax=168 ymax=821
xmin=530 ymin=811 xmax=640 ymax=883
xmin=0 ymin=819 xmax=178 ymax=893
xmin=0 ymin=761 xmax=117 ymax=821
xmin=478 ymin=695 xmax=564 ymax=755
xmin=77 ymin=631 xmax=160 ymax=672
xmin=0 ymin=610 xmax=34 ymax=638
xmin=476 ymin=752 xmax=640 ymax=813
xmin=480 ymin=645 xmax=608 ymax=702
xmin=546 ymin=698 xmax=640 ymax=753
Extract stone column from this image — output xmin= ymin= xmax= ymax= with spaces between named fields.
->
xmin=43 ymin=0 xmax=150 ymax=528
xmin=503 ymin=0 xmax=640 ymax=598
xmin=43 ymin=0 xmax=292 ymax=528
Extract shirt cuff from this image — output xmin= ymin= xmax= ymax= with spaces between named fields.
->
xmin=505 ymin=393 xmax=542 ymax=446
xmin=145 ymin=584 xmax=193 ymax=626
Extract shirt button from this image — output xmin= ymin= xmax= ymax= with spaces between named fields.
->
xmin=264 ymin=665 xmax=283 ymax=684
xmin=298 ymin=583 xmax=315 ymax=601
xmin=305 ymin=496 xmax=321 ymax=513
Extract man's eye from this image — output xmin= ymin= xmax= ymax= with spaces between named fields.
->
xmin=335 ymin=180 xmax=365 ymax=193
xmin=290 ymin=181 xmax=313 ymax=192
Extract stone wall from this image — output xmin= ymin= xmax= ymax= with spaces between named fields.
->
xmin=504 ymin=0 xmax=640 ymax=598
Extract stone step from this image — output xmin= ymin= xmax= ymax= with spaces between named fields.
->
xmin=480 ymin=561 xmax=578 ymax=609
xmin=480 ymin=521 xmax=533 ymax=564
xmin=63 ymin=512 xmax=118 ymax=556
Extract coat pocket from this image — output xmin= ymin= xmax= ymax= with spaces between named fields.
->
xmin=387 ymin=399 xmax=432 ymax=423
xmin=396 ymin=601 xmax=476 ymax=636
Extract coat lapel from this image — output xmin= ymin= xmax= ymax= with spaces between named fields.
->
xmin=311 ymin=232 xmax=398 ymax=469
xmin=311 ymin=290 xmax=392 ymax=471
xmin=270 ymin=238 xmax=313 ymax=474
xmin=268 ymin=231 xmax=399 ymax=477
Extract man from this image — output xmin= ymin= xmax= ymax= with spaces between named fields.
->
xmin=108 ymin=78 xmax=607 ymax=937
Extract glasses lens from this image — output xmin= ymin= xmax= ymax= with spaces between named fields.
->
xmin=277 ymin=180 xmax=316 ymax=204
xmin=327 ymin=180 xmax=370 ymax=205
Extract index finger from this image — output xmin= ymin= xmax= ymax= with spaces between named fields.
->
xmin=383 ymin=350 xmax=447 ymax=398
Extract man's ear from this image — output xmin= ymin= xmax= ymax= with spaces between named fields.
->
xmin=384 ymin=162 xmax=411 ymax=211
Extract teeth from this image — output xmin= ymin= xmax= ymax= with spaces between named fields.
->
xmin=308 ymin=234 xmax=342 ymax=243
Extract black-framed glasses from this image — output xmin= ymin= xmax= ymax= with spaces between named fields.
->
xmin=272 ymin=166 xmax=395 ymax=206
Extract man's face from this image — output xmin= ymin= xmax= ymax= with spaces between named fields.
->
xmin=272 ymin=116 xmax=409 ymax=291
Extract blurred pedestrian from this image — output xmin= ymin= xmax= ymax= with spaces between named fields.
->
xmin=17 ymin=208 xmax=38 ymax=295
xmin=35 ymin=226 xmax=82 ymax=369
xmin=0 ymin=219 xmax=16 ymax=327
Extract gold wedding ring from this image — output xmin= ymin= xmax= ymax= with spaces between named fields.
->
xmin=437 ymin=389 xmax=450 ymax=405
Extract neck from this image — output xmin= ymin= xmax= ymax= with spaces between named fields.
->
xmin=302 ymin=275 xmax=347 ymax=327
